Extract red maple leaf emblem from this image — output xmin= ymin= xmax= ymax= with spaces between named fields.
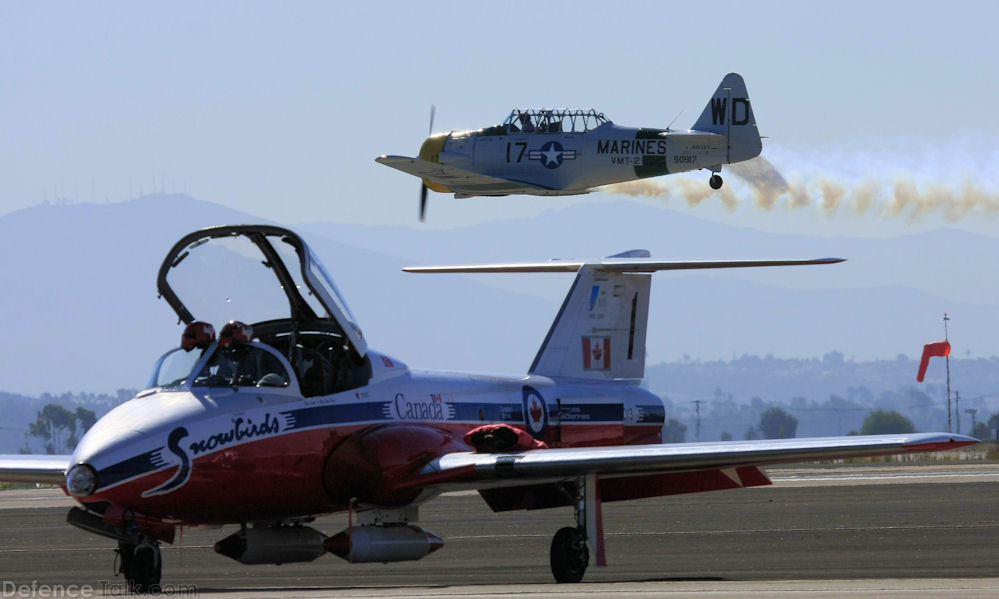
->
xmin=593 ymin=344 xmax=603 ymax=361
xmin=529 ymin=399 xmax=543 ymax=423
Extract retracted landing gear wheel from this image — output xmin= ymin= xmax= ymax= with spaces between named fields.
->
xmin=709 ymin=174 xmax=723 ymax=190
xmin=117 ymin=539 xmax=162 ymax=593
xmin=550 ymin=526 xmax=589 ymax=583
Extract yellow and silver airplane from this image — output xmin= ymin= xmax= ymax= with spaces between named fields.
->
xmin=377 ymin=73 xmax=761 ymax=220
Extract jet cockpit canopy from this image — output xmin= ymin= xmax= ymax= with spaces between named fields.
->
xmin=156 ymin=225 xmax=366 ymax=360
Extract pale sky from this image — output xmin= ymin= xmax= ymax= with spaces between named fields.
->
xmin=2 ymin=0 xmax=998 ymax=234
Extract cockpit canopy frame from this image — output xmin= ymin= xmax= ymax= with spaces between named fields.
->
xmin=503 ymin=108 xmax=609 ymax=134
xmin=156 ymin=225 xmax=367 ymax=360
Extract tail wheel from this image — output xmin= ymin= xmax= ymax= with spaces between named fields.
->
xmin=550 ymin=526 xmax=589 ymax=583
xmin=117 ymin=539 xmax=162 ymax=593
xmin=709 ymin=174 xmax=723 ymax=190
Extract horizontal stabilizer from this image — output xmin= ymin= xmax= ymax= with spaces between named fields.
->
xmin=408 ymin=252 xmax=844 ymax=381
xmin=404 ymin=256 xmax=844 ymax=274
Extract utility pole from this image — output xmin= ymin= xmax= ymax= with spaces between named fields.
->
xmin=944 ymin=313 xmax=952 ymax=433
xmin=955 ymin=391 xmax=961 ymax=434
xmin=966 ymin=408 xmax=977 ymax=434
xmin=692 ymin=400 xmax=703 ymax=442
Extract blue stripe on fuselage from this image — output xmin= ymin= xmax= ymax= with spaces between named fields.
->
xmin=97 ymin=447 xmax=165 ymax=489
xmin=280 ymin=400 xmax=629 ymax=429
xmin=281 ymin=402 xmax=388 ymax=430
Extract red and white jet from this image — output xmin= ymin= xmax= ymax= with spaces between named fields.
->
xmin=0 ymin=225 xmax=977 ymax=590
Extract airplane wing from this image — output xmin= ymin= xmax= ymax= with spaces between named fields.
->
xmin=399 ymin=433 xmax=977 ymax=494
xmin=0 ymin=454 xmax=71 ymax=485
xmin=376 ymin=155 xmax=565 ymax=197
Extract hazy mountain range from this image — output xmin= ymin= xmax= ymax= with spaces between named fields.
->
xmin=0 ymin=194 xmax=996 ymax=399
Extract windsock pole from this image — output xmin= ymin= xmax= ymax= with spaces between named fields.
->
xmin=944 ymin=313 xmax=951 ymax=433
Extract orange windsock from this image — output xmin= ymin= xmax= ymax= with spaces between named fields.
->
xmin=916 ymin=341 xmax=951 ymax=382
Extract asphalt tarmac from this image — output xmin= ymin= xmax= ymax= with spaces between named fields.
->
xmin=1 ymin=465 xmax=997 ymax=598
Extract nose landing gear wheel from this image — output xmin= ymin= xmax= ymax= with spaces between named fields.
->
xmin=550 ymin=526 xmax=589 ymax=583
xmin=709 ymin=174 xmax=723 ymax=190
xmin=117 ymin=539 xmax=162 ymax=593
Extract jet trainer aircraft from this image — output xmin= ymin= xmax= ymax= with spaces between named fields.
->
xmin=377 ymin=72 xmax=763 ymax=220
xmin=0 ymin=225 xmax=977 ymax=591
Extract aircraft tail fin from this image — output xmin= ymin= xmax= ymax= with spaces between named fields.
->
xmin=405 ymin=253 xmax=843 ymax=382
xmin=530 ymin=255 xmax=651 ymax=380
xmin=691 ymin=73 xmax=762 ymax=164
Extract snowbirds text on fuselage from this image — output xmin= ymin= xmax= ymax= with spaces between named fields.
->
xmin=377 ymin=72 xmax=763 ymax=220
xmin=0 ymin=225 xmax=978 ymax=591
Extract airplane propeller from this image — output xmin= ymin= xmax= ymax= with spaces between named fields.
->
xmin=419 ymin=105 xmax=436 ymax=222
xmin=419 ymin=184 xmax=428 ymax=222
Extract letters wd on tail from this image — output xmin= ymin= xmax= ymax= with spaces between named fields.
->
xmin=691 ymin=72 xmax=762 ymax=164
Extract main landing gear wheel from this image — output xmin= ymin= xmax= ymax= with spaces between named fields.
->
xmin=550 ymin=526 xmax=589 ymax=583
xmin=709 ymin=174 xmax=723 ymax=190
xmin=117 ymin=539 xmax=162 ymax=593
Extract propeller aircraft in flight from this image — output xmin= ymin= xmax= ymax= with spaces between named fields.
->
xmin=377 ymin=72 xmax=763 ymax=220
xmin=0 ymin=225 xmax=977 ymax=591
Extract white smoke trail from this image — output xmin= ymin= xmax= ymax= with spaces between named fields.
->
xmin=603 ymin=156 xmax=999 ymax=222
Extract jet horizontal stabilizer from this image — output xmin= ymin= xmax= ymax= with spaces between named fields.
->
xmin=403 ymin=256 xmax=845 ymax=274
xmin=407 ymin=253 xmax=844 ymax=382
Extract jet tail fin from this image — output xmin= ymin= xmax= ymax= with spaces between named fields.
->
xmin=530 ymin=255 xmax=650 ymax=380
xmin=405 ymin=254 xmax=843 ymax=382
xmin=691 ymin=73 xmax=762 ymax=164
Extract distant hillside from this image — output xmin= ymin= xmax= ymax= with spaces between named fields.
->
xmin=303 ymin=201 xmax=999 ymax=307
xmin=0 ymin=195 xmax=550 ymax=394
xmin=302 ymin=201 xmax=999 ymax=362
xmin=0 ymin=195 xmax=996 ymax=396
xmin=647 ymin=354 xmax=999 ymax=441
xmin=0 ymin=195 xmax=266 ymax=395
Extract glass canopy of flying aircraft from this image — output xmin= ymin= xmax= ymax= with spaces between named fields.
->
xmin=502 ymin=108 xmax=609 ymax=134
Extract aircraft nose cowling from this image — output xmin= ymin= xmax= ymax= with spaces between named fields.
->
xmin=418 ymin=134 xmax=452 ymax=193
xmin=323 ymin=424 xmax=470 ymax=506
xmin=69 ymin=391 xmax=207 ymax=495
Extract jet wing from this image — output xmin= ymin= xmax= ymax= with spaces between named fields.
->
xmin=399 ymin=433 xmax=977 ymax=493
xmin=376 ymin=155 xmax=558 ymax=196
xmin=0 ymin=454 xmax=71 ymax=485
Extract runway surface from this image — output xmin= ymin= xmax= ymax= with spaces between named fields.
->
xmin=1 ymin=464 xmax=997 ymax=597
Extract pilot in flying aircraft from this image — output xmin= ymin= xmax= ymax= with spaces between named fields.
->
xmin=0 ymin=225 xmax=977 ymax=591
xmin=377 ymin=72 xmax=763 ymax=220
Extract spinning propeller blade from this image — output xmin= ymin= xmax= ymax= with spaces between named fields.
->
xmin=419 ymin=104 xmax=436 ymax=222
xmin=419 ymin=183 xmax=428 ymax=222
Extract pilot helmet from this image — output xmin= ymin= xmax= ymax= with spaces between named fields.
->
xmin=181 ymin=321 xmax=216 ymax=351
xmin=219 ymin=320 xmax=253 ymax=347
